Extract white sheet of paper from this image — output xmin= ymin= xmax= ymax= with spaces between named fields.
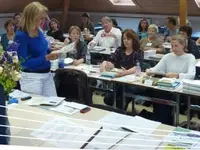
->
xmin=116 ymin=133 xmax=162 ymax=150
xmin=98 ymin=112 xmax=161 ymax=135
xmin=25 ymin=97 xmax=64 ymax=106
xmin=114 ymin=74 xmax=136 ymax=83
xmin=85 ymin=125 xmax=130 ymax=149
xmin=51 ymin=42 xmax=76 ymax=54
xmin=31 ymin=118 xmax=96 ymax=149
xmin=9 ymin=90 xmax=30 ymax=98
xmin=50 ymin=102 xmax=79 ymax=115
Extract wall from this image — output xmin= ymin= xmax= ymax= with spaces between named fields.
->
xmin=0 ymin=11 xmax=199 ymax=37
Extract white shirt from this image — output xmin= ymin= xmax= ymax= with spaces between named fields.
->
xmin=150 ymin=53 xmax=196 ymax=79
xmin=90 ymin=27 xmax=122 ymax=48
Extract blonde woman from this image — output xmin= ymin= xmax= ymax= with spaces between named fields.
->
xmin=64 ymin=26 xmax=87 ymax=65
xmin=140 ymin=24 xmax=164 ymax=53
xmin=15 ymin=2 xmax=58 ymax=96
xmin=146 ymin=35 xmax=196 ymax=125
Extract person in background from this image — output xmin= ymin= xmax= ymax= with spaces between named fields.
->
xmin=137 ymin=19 xmax=149 ymax=40
xmin=15 ymin=2 xmax=58 ymax=96
xmin=100 ymin=29 xmax=144 ymax=109
xmin=140 ymin=24 xmax=164 ymax=53
xmin=146 ymin=35 xmax=196 ymax=125
xmin=112 ymin=19 xmax=122 ymax=31
xmin=179 ymin=26 xmax=200 ymax=59
xmin=40 ymin=12 xmax=50 ymax=32
xmin=80 ymin=13 xmax=95 ymax=35
xmin=1 ymin=20 xmax=15 ymax=51
xmin=13 ymin=13 xmax=21 ymax=32
xmin=88 ymin=16 xmax=122 ymax=49
xmin=63 ymin=26 xmax=87 ymax=66
xmin=164 ymin=17 xmax=178 ymax=42
xmin=47 ymin=18 xmax=65 ymax=42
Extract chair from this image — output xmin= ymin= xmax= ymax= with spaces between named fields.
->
xmin=90 ymin=104 xmax=126 ymax=114
xmin=55 ymin=68 xmax=92 ymax=105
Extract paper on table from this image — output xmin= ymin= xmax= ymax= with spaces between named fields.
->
xmin=51 ymin=42 xmax=75 ymax=54
xmin=114 ymin=74 xmax=136 ymax=82
xmin=63 ymin=101 xmax=88 ymax=110
xmin=9 ymin=90 xmax=30 ymax=98
xmin=116 ymin=133 xmax=162 ymax=150
xmin=164 ymin=127 xmax=200 ymax=149
xmin=85 ymin=125 xmax=130 ymax=149
xmin=31 ymin=118 xmax=96 ymax=149
xmin=98 ymin=112 xmax=161 ymax=135
xmin=25 ymin=97 xmax=64 ymax=106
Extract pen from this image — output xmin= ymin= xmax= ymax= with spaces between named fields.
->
xmin=121 ymin=127 xmax=136 ymax=133
xmin=80 ymin=126 xmax=103 ymax=149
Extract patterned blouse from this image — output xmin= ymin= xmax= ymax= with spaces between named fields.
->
xmin=109 ymin=47 xmax=144 ymax=70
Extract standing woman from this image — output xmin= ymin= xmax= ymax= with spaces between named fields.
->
xmin=47 ymin=18 xmax=65 ymax=42
xmin=15 ymin=2 xmax=58 ymax=96
xmin=137 ymin=19 xmax=149 ymax=40
xmin=1 ymin=20 xmax=15 ymax=51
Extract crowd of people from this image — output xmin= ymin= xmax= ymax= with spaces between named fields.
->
xmin=1 ymin=2 xmax=200 ymax=136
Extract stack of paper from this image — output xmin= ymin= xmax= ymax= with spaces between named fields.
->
xmin=90 ymin=46 xmax=106 ymax=52
xmin=51 ymin=42 xmax=75 ymax=54
xmin=163 ymin=127 xmax=200 ymax=149
xmin=157 ymin=78 xmax=181 ymax=90
xmin=9 ymin=90 xmax=30 ymax=99
xmin=50 ymin=101 xmax=88 ymax=115
xmin=182 ymin=79 xmax=200 ymax=95
xmin=144 ymin=50 xmax=156 ymax=59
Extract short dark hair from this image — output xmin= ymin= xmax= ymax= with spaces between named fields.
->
xmin=167 ymin=17 xmax=177 ymax=26
xmin=111 ymin=19 xmax=118 ymax=27
xmin=13 ymin=13 xmax=20 ymax=19
xmin=82 ymin=13 xmax=90 ymax=18
xmin=179 ymin=26 xmax=193 ymax=38
xmin=4 ymin=20 xmax=14 ymax=30
xmin=49 ymin=18 xmax=60 ymax=30
xmin=121 ymin=29 xmax=141 ymax=51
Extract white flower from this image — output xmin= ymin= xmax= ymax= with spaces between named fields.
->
xmin=12 ymin=56 xmax=19 ymax=63
xmin=0 ymin=66 xmax=3 ymax=74
xmin=12 ymin=71 xmax=21 ymax=81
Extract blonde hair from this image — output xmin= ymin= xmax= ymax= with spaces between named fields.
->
xmin=148 ymin=24 xmax=159 ymax=33
xmin=68 ymin=26 xmax=81 ymax=34
xmin=19 ymin=2 xmax=48 ymax=37
xmin=172 ymin=35 xmax=188 ymax=51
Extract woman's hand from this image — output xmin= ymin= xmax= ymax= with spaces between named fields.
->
xmin=64 ymin=38 xmax=70 ymax=45
xmin=146 ymin=69 xmax=153 ymax=76
xmin=166 ymin=72 xmax=179 ymax=78
xmin=73 ymin=59 xmax=79 ymax=66
xmin=46 ymin=53 xmax=58 ymax=60
xmin=100 ymin=61 xmax=107 ymax=72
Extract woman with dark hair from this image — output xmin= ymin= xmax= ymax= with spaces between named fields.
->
xmin=100 ymin=29 xmax=144 ymax=109
xmin=137 ymin=19 xmax=149 ymax=40
xmin=47 ymin=18 xmax=65 ymax=42
xmin=1 ymin=20 xmax=15 ymax=51
xmin=112 ymin=19 xmax=122 ymax=31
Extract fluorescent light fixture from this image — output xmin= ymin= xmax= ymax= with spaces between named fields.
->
xmin=194 ymin=0 xmax=200 ymax=8
xmin=109 ymin=0 xmax=136 ymax=6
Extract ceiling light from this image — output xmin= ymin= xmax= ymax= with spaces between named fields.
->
xmin=109 ymin=0 xmax=136 ymax=6
xmin=194 ymin=0 xmax=200 ymax=8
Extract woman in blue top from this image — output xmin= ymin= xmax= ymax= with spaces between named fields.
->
xmin=15 ymin=2 xmax=58 ymax=96
xmin=1 ymin=20 xmax=15 ymax=51
xmin=137 ymin=19 xmax=149 ymax=40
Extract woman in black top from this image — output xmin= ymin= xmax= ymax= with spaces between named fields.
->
xmin=100 ymin=29 xmax=144 ymax=109
xmin=64 ymin=26 xmax=87 ymax=65
xmin=47 ymin=18 xmax=65 ymax=42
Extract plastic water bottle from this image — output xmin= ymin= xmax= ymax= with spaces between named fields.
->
xmin=135 ymin=61 xmax=141 ymax=76
xmin=86 ymin=50 xmax=91 ymax=65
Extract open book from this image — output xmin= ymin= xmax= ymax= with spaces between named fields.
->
xmin=51 ymin=42 xmax=76 ymax=54
xmin=25 ymin=97 xmax=65 ymax=106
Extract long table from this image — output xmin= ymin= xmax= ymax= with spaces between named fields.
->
xmin=7 ymin=99 xmax=174 ymax=149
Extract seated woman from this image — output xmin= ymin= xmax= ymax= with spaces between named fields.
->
xmin=140 ymin=24 xmax=164 ymax=54
xmin=146 ymin=35 xmax=196 ymax=125
xmin=47 ymin=18 xmax=65 ymax=42
xmin=64 ymin=26 xmax=87 ymax=66
xmin=100 ymin=29 xmax=144 ymax=109
xmin=137 ymin=19 xmax=149 ymax=40
xmin=1 ymin=20 xmax=15 ymax=51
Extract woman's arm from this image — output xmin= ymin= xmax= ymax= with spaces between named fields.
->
xmin=100 ymin=61 xmax=115 ymax=72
